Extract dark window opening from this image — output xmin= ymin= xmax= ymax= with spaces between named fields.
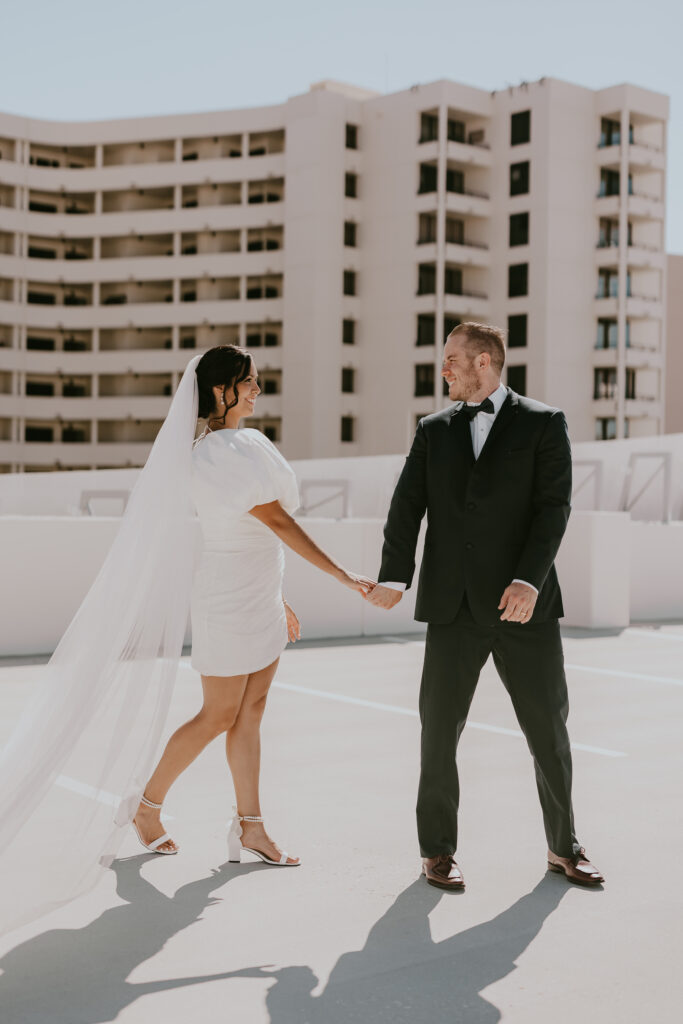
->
xmin=342 ymin=319 xmax=356 ymax=345
xmin=341 ymin=416 xmax=355 ymax=443
xmin=414 ymin=363 xmax=435 ymax=397
xmin=508 ymin=263 xmax=528 ymax=298
xmin=344 ymin=173 xmax=358 ymax=198
xmin=343 ymin=270 xmax=356 ymax=296
xmin=510 ymin=110 xmax=531 ymax=146
xmin=507 ymin=365 xmax=527 ymax=395
xmin=344 ymin=221 xmax=357 ymax=247
xmin=341 ymin=367 xmax=355 ymax=393
xmin=510 ymin=161 xmax=530 ymax=196
xmin=345 ymin=124 xmax=359 ymax=150
xmin=509 ymin=212 xmax=529 ymax=247
xmin=416 ymin=314 xmax=435 ymax=347
xmin=507 ymin=314 xmax=527 ymax=348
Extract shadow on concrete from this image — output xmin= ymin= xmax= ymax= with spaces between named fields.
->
xmin=252 ymin=873 xmax=572 ymax=1024
xmin=0 ymin=860 xmax=578 ymax=1024
xmin=0 ymin=854 xmax=265 ymax=1023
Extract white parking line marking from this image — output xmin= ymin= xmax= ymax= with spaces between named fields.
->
xmin=272 ymin=681 xmax=626 ymax=758
xmin=566 ymin=663 xmax=683 ymax=688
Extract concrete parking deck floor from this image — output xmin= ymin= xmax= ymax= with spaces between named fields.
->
xmin=0 ymin=624 xmax=682 ymax=1023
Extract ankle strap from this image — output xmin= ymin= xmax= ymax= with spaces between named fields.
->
xmin=140 ymin=795 xmax=162 ymax=810
xmin=238 ymin=814 xmax=263 ymax=823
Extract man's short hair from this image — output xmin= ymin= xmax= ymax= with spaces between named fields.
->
xmin=448 ymin=322 xmax=506 ymax=374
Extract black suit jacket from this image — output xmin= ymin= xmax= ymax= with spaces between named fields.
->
xmin=378 ymin=389 xmax=571 ymax=625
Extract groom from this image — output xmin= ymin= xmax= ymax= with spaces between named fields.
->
xmin=367 ymin=322 xmax=603 ymax=890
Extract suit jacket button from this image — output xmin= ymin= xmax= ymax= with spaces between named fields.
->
xmin=465 ymin=542 xmax=473 ymax=549
xmin=467 ymin=501 xmax=476 ymax=510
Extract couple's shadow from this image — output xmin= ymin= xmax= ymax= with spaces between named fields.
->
xmin=0 ymin=855 xmax=572 ymax=1023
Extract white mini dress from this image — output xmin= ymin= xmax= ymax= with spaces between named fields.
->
xmin=189 ymin=427 xmax=300 ymax=677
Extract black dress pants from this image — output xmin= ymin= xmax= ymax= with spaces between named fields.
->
xmin=417 ymin=598 xmax=580 ymax=859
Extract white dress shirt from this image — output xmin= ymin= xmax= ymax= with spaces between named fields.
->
xmin=383 ymin=383 xmax=538 ymax=595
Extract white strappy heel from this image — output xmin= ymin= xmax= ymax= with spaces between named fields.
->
xmin=132 ymin=795 xmax=178 ymax=855
xmin=227 ymin=809 xmax=299 ymax=866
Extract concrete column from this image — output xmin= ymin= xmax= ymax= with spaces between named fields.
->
xmin=435 ymin=99 xmax=447 ymax=412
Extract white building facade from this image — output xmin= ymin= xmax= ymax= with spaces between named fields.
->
xmin=0 ymin=77 xmax=669 ymax=471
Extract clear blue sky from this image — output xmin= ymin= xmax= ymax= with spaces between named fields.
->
xmin=3 ymin=0 xmax=683 ymax=250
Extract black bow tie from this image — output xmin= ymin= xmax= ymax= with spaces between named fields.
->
xmin=463 ymin=397 xmax=495 ymax=420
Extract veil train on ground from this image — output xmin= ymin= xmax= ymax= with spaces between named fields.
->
xmin=0 ymin=354 xmax=202 ymax=935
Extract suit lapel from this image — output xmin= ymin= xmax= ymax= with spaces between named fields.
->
xmin=477 ymin=388 xmax=519 ymax=462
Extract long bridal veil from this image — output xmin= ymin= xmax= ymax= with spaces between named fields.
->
xmin=0 ymin=354 xmax=202 ymax=935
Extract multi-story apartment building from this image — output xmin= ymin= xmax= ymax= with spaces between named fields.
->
xmin=0 ymin=76 xmax=669 ymax=471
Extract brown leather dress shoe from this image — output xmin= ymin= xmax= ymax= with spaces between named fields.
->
xmin=547 ymin=847 xmax=604 ymax=886
xmin=422 ymin=854 xmax=465 ymax=891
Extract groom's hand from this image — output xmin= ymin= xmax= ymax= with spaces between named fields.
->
xmin=365 ymin=585 xmax=403 ymax=610
xmin=498 ymin=582 xmax=538 ymax=623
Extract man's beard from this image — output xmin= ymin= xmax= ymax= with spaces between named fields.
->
xmin=448 ymin=371 xmax=480 ymax=403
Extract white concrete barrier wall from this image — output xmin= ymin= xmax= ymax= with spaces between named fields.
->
xmin=0 ymin=510 xmax=644 ymax=658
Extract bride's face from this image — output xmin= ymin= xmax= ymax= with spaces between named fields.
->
xmin=231 ymin=360 xmax=261 ymax=418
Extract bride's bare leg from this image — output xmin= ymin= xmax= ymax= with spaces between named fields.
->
xmin=135 ymin=672 xmax=249 ymax=851
xmin=227 ymin=658 xmax=299 ymax=865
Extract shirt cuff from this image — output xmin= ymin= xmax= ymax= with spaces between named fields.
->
xmin=512 ymin=578 xmax=538 ymax=595
xmin=381 ymin=581 xmax=407 ymax=592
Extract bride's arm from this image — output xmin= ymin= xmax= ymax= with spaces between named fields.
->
xmin=249 ymin=500 xmax=375 ymax=594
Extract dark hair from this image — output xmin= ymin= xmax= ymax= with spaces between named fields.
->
xmin=448 ymin=322 xmax=506 ymax=374
xmin=195 ymin=345 xmax=252 ymax=421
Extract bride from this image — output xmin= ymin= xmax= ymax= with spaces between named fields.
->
xmin=133 ymin=345 xmax=375 ymax=865
xmin=0 ymin=345 xmax=373 ymax=934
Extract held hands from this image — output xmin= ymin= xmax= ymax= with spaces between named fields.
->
xmin=339 ymin=570 xmax=378 ymax=596
xmin=363 ymin=584 xmax=403 ymax=610
xmin=498 ymin=581 xmax=538 ymax=623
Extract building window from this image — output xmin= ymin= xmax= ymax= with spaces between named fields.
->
xmin=598 ymin=217 xmax=630 ymax=248
xmin=342 ymin=319 xmax=356 ymax=345
xmin=27 ymin=335 xmax=55 ymax=351
xmin=345 ymin=123 xmax=358 ymax=150
xmin=444 ymin=266 xmax=463 ymax=295
xmin=599 ymin=169 xmax=620 ymax=197
xmin=341 ymin=416 xmax=355 ymax=442
xmin=418 ymin=212 xmax=437 ymax=244
xmin=597 ymin=269 xmax=621 ymax=298
xmin=509 ymin=212 xmax=529 ymax=247
xmin=26 ymin=380 xmax=55 ymax=396
xmin=343 ymin=270 xmax=356 ymax=296
xmin=444 ymin=316 xmax=461 ymax=337
xmin=595 ymin=417 xmax=617 ymax=441
xmin=447 ymin=118 xmax=465 ymax=143
xmin=25 ymin=425 xmax=54 ymax=442
xmin=344 ymin=221 xmax=357 ymax=247
xmin=419 ymin=112 xmax=439 ymax=143
xmin=418 ymin=163 xmax=438 ymax=194
xmin=507 ymin=314 xmax=527 ymax=348
xmin=341 ymin=367 xmax=355 ymax=393
xmin=510 ymin=161 xmax=530 ymax=196
xmin=508 ymin=263 xmax=528 ymax=298
xmin=594 ymin=367 xmax=617 ymax=399
xmin=507 ymin=365 xmax=527 ymax=395
xmin=445 ymin=217 xmax=464 ymax=244
xmin=344 ymin=172 xmax=357 ymax=198
xmin=417 ymin=314 xmax=436 ymax=347
xmin=599 ymin=117 xmax=632 ymax=148
xmin=510 ymin=110 xmax=531 ymax=146
xmin=417 ymin=264 xmax=436 ymax=295
xmin=625 ymin=368 xmax=636 ymax=399
xmin=446 ymin=167 xmax=464 ymax=193
xmin=414 ymin=363 xmax=435 ymax=397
